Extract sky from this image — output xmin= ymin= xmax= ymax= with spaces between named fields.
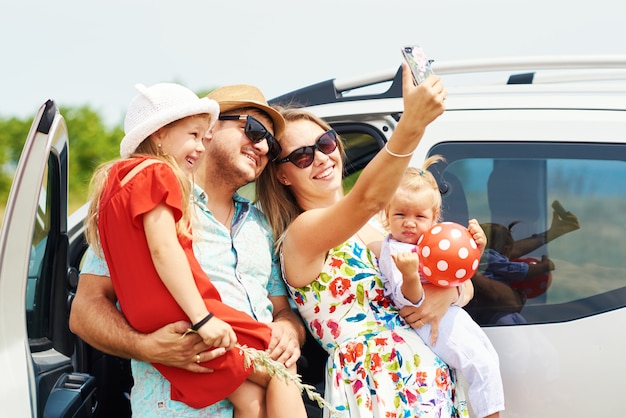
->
xmin=2 ymin=0 xmax=626 ymax=127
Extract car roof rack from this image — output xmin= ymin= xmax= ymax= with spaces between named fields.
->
xmin=269 ymin=55 xmax=626 ymax=108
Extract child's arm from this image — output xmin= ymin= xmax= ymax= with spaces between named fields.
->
xmin=391 ymin=251 xmax=424 ymax=305
xmin=144 ymin=203 xmax=237 ymax=350
xmin=525 ymin=255 xmax=555 ymax=278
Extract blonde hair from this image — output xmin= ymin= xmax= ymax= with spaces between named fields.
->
xmin=85 ymin=117 xmax=201 ymax=255
xmin=255 ymin=107 xmax=344 ymax=246
xmin=381 ymin=154 xmax=445 ymax=228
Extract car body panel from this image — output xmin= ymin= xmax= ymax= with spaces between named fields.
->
xmin=0 ymin=101 xmax=60 ymax=416
xmin=0 ymin=100 xmax=75 ymax=417
xmin=483 ymin=309 xmax=625 ymax=416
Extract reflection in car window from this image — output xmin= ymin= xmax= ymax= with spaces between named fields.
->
xmin=341 ymin=131 xmax=381 ymax=192
xmin=430 ymin=142 xmax=626 ymax=325
xmin=26 ymin=161 xmax=52 ymax=339
xmin=29 ymin=165 xmax=50 ymax=278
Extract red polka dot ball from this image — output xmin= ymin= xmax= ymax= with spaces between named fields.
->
xmin=510 ymin=257 xmax=552 ymax=298
xmin=417 ymin=222 xmax=481 ymax=287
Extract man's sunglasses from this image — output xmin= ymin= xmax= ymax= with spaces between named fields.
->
xmin=275 ymin=130 xmax=338 ymax=168
xmin=218 ymin=115 xmax=282 ymax=161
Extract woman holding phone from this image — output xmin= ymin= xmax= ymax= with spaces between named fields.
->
xmin=256 ymin=64 xmax=467 ymax=417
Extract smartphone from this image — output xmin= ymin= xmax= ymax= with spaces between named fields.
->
xmin=401 ymin=45 xmax=435 ymax=85
xmin=552 ymin=200 xmax=569 ymax=218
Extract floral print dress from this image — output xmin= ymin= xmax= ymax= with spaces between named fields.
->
xmin=285 ymin=238 xmax=467 ymax=418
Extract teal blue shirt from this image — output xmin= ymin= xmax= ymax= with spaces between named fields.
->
xmin=81 ymin=184 xmax=285 ymax=417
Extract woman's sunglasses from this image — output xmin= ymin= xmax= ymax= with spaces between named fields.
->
xmin=275 ymin=130 xmax=338 ymax=169
xmin=218 ymin=115 xmax=282 ymax=161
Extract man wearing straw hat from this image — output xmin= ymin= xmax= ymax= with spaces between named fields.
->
xmin=70 ymin=84 xmax=304 ymax=417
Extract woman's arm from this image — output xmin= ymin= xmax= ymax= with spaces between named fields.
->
xmin=284 ymin=64 xmax=446 ymax=287
xmin=510 ymin=208 xmax=580 ymax=259
xmin=471 ymin=272 xmax=525 ymax=313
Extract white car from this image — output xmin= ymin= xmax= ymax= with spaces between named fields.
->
xmin=2 ymin=55 xmax=626 ymax=417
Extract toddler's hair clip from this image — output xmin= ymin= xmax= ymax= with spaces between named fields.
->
xmin=419 ymin=169 xmax=425 ymax=176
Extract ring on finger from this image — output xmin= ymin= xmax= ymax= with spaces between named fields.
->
xmin=195 ymin=354 xmax=201 ymax=364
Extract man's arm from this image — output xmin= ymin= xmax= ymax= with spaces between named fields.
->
xmin=268 ymin=295 xmax=305 ymax=368
xmin=69 ymin=274 xmax=219 ymax=372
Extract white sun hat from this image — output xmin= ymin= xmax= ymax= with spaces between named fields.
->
xmin=120 ymin=83 xmax=220 ymax=158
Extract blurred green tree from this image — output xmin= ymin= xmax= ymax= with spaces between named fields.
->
xmin=0 ymin=117 xmax=32 ymax=203
xmin=0 ymin=105 xmax=122 ymax=212
xmin=61 ymin=106 xmax=122 ymax=208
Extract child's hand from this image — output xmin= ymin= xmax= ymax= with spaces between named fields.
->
xmin=468 ymin=219 xmax=487 ymax=255
xmin=540 ymin=255 xmax=555 ymax=272
xmin=391 ymin=251 xmax=421 ymax=283
xmin=392 ymin=251 xmax=424 ymax=305
xmin=198 ymin=316 xmax=237 ymax=350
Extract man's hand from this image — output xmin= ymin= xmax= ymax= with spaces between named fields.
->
xmin=268 ymin=296 xmax=305 ymax=368
xmin=267 ymin=320 xmax=301 ymax=368
xmin=139 ymin=320 xmax=224 ymax=373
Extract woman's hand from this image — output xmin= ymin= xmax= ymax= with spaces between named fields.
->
xmin=397 ymin=62 xmax=447 ymax=141
xmin=548 ymin=207 xmax=580 ymax=241
xmin=399 ymin=284 xmax=457 ymax=345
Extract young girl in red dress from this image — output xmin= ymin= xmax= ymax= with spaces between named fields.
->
xmin=85 ymin=82 xmax=306 ymax=417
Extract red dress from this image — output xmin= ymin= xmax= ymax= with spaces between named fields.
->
xmin=97 ymin=157 xmax=271 ymax=408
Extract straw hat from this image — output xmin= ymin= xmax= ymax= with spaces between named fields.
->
xmin=207 ymin=84 xmax=285 ymax=138
xmin=120 ymin=83 xmax=219 ymax=158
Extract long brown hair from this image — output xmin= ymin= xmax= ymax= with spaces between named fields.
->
xmin=255 ymin=107 xmax=345 ymax=247
xmin=85 ymin=116 xmax=203 ymax=255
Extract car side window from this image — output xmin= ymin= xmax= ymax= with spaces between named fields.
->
xmin=430 ymin=142 xmax=626 ymax=326
xmin=338 ymin=128 xmax=385 ymax=192
xmin=26 ymin=158 xmax=54 ymax=341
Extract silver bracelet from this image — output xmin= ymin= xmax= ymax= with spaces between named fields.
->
xmin=383 ymin=143 xmax=414 ymax=158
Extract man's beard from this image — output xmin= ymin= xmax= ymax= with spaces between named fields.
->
xmin=208 ymin=145 xmax=257 ymax=190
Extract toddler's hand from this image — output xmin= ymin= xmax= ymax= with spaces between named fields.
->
xmin=468 ymin=219 xmax=487 ymax=254
xmin=392 ymin=250 xmax=424 ymax=306
xmin=391 ymin=251 xmax=420 ymax=282
xmin=540 ymin=255 xmax=556 ymax=271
